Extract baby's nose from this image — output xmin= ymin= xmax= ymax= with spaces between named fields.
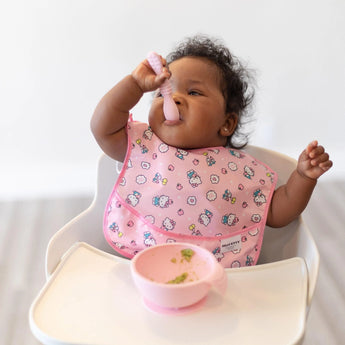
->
xmin=172 ymin=93 xmax=182 ymax=105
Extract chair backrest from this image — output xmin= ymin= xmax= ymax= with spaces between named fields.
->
xmin=46 ymin=146 xmax=319 ymax=305
xmin=244 ymin=146 xmax=319 ymax=305
xmin=244 ymin=145 xmax=299 ymax=264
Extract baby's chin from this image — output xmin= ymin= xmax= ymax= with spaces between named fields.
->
xmin=153 ymin=131 xmax=189 ymax=149
xmin=163 ymin=119 xmax=182 ymax=126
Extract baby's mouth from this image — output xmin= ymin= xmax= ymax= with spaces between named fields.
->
xmin=164 ymin=119 xmax=181 ymax=126
xmin=164 ymin=114 xmax=183 ymax=126
xmin=163 ymin=111 xmax=183 ymax=124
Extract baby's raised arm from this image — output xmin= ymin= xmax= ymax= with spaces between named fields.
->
xmin=267 ymin=141 xmax=332 ymax=227
xmin=90 ymin=56 xmax=170 ymax=162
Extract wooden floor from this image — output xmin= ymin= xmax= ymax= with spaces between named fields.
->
xmin=0 ymin=179 xmax=344 ymax=345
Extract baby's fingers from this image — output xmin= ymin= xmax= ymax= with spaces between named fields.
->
xmin=305 ymin=140 xmax=318 ymax=154
xmin=307 ymin=143 xmax=324 ymax=159
xmin=319 ymin=160 xmax=333 ymax=171
xmin=309 ymin=146 xmax=333 ymax=172
xmin=156 ymin=66 xmax=171 ymax=83
xmin=298 ymin=141 xmax=332 ymax=179
xmin=310 ymin=151 xmax=330 ymax=166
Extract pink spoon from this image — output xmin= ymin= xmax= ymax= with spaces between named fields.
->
xmin=147 ymin=51 xmax=180 ymax=122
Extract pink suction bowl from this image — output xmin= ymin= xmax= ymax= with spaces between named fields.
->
xmin=131 ymin=243 xmax=227 ymax=310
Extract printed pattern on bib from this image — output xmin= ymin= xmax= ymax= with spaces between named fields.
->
xmin=104 ymin=121 xmax=277 ymax=268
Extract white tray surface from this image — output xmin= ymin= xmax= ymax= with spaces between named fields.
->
xmin=30 ymin=242 xmax=307 ymax=345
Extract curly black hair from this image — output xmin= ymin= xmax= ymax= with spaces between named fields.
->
xmin=166 ymin=35 xmax=255 ymax=148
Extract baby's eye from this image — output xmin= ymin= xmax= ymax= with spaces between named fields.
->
xmin=189 ymin=90 xmax=201 ymax=96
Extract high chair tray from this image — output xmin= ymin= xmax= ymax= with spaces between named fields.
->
xmin=29 ymin=242 xmax=307 ymax=345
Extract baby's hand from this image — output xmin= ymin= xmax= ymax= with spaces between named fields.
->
xmin=297 ymin=140 xmax=333 ymax=180
xmin=132 ymin=55 xmax=170 ymax=93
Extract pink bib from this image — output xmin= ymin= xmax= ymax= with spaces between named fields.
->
xmin=104 ymin=121 xmax=277 ymax=268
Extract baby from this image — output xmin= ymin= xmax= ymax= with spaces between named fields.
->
xmin=91 ymin=35 xmax=332 ymax=268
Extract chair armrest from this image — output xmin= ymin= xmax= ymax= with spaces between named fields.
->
xmin=296 ymin=218 xmax=320 ymax=307
xmin=45 ymin=202 xmax=109 ymax=278
xmin=45 ymin=154 xmax=121 ymax=278
xmin=260 ymin=216 xmax=319 ymax=307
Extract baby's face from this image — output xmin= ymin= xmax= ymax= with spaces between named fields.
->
xmin=148 ymin=57 xmax=235 ymax=149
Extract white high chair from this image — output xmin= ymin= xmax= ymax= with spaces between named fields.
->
xmin=29 ymin=146 xmax=319 ymax=345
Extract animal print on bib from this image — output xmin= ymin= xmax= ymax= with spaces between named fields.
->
xmin=104 ymin=121 xmax=277 ymax=268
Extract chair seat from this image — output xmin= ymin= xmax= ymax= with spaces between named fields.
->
xmin=30 ymin=242 xmax=308 ymax=345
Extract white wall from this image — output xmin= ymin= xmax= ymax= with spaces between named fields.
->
xmin=1 ymin=0 xmax=344 ymax=199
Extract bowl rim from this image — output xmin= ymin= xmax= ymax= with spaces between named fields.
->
xmin=130 ymin=242 xmax=219 ymax=288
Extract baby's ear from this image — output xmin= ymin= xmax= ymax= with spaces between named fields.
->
xmin=220 ymin=113 xmax=238 ymax=137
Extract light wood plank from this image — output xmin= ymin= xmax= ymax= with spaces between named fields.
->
xmin=303 ymin=180 xmax=345 ymax=345
xmin=0 ymin=196 xmax=93 ymax=345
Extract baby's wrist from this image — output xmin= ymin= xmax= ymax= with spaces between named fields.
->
xmin=128 ymin=74 xmax=145 ymax=95
xmin=295 ymin=168 xmax=318 ymax=184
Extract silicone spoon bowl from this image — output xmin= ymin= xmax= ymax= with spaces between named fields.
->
xmin=131 ymin=243 xmax=227 ymax=310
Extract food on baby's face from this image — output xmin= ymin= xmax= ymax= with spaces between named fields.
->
xmin=167 ymin=272 xmax=188 ymax=284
